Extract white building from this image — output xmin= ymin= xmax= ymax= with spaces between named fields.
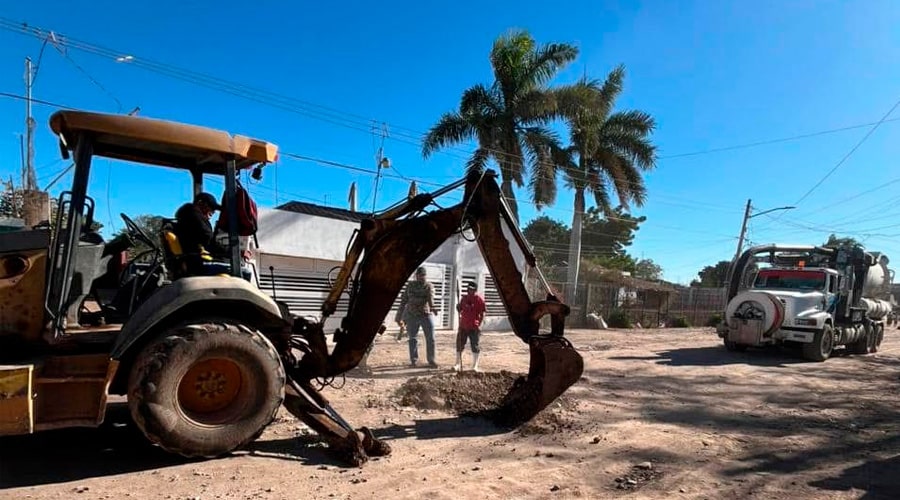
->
xmin=248 ymin=201 xmax=529 ymax=333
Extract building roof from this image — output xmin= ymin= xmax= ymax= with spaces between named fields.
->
xmin=275 ymin=200 xmax=368 ymax=223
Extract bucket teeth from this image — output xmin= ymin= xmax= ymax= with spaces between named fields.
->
xmin=496 ymin=335 xmax=583 ymax=426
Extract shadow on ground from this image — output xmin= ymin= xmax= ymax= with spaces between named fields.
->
xmin=245 ymin=415 xmax=508 ymax=467
xmin=808 ymin=453 xmax=900 ymax=500
xmin=609 ymin=345 xmax=815 ymax=367
xmin=0 ymin=404 xmax=193 ymax=489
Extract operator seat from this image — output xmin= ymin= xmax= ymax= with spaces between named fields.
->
xmin=159 ymin=219 xmax=247 ymax=281
xmin=65 ymin=229 xmax=110 ymax=327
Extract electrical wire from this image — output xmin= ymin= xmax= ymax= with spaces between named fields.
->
xmin=7 ymin=17 xmax=896 ymax=204
xmin=6 ymin=20 xmax=896 ymax=245
xmin=792 ymin=98 xmax=900 ymax=206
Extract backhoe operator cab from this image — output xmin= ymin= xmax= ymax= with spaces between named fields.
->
xmin=0 ymin=110 xmax=291 ymax=457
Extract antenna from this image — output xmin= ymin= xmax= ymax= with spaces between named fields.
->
xmin=348 ymin=182 xmax=357 ymax=211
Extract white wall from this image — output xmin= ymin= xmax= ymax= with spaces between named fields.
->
xmin=254 ymin=208 xmax=359 ymax=261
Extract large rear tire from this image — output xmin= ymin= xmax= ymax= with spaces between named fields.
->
xmin=127 ymin=321 xmax=285 ymax=457
xmin=802 ymin=324 xmax=834 ymax=362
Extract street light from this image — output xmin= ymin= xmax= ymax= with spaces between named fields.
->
xmin=734 ymin=199 xmax=796 ymax=261
xmin=749 ymin=205 xmax=796 ymax=219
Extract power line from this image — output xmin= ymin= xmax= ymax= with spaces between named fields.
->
xmin=0 ymin=91 xmax=73 ymax=109
xmin=6 ymin=16 xmax=897 ymax=203
xmin=792 ymin=98 xmax=900 ymax=206
xmin=657 ymin=116 xmax=900 ymax=160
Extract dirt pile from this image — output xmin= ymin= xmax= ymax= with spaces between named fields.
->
xmin=395 ymin=371 xmax=520 ymax=414
xmin=393 ymin=371 xmax=576 ymax=432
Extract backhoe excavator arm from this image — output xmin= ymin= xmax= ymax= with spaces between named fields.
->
xmin=279 ymin=169 xmax=583 ymax=466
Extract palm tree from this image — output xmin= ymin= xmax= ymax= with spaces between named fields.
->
xmin=556 ymin=65 xmax=657 ymax=294
xmin=422 ymin=29 xmax=578 ymax=220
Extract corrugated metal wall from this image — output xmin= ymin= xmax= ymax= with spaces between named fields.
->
xmin=258 ymin=254 xmax=452 ymax=330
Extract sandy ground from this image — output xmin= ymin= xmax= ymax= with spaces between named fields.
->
xmin=3 ymin=326 xmax=900 ymax=500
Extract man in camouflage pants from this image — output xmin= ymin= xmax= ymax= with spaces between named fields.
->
xmin=396 ymin=266 xmax=438 ymax=368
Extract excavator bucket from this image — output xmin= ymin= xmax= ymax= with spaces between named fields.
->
xmin=495 ymin=335 xmax=584 ymax=426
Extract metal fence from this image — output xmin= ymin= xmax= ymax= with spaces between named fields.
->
xmin=524 ymin=267 xmax=727 ymax=328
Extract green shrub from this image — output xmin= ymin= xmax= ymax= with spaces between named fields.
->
xmin=670 ymin=316 xmax=690 ymax=328
xmin=607 ymin=309 xmax=632 ymax=329
xmin=706 ymin=313 xmax=723 ymax=327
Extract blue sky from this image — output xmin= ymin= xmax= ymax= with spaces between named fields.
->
xmin=1 ymin=0 xmax=899 ymax=284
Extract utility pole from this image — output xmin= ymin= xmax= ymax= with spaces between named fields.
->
xmin=24 ymin=57 xmax=37 ymax=191
xmin=733 ymin=198 xmax=752 ymax=261
xmin=21 ymin=56 xmax=49 ymax=228
xmin=371 ymin=123 xmax=390 ymax=214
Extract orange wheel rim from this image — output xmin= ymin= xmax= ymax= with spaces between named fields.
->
xmin=177 ymin=358 xmax=244 ymax=422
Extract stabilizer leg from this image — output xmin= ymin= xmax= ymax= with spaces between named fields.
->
xmin=282 ymin=378 xmax=391 ymax=466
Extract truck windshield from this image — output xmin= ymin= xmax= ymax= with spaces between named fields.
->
xmin=754 ymin=270 xmax=826 ymax=291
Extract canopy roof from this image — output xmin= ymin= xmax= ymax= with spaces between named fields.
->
xmin=49 ymin=110 xmax=278 ymax=175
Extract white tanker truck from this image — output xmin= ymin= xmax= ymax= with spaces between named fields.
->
xmin=716 ymin=243 xmax=894 ymax=361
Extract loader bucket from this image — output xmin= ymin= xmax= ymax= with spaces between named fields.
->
xmin=495 ymin=335 xmax=584 ymax=426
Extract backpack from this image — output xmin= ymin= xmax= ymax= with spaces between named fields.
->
xmin=216 ymin=179 xmax=259 ymax=237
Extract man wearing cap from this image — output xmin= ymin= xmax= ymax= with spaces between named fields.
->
xmin=175 ymin=192 xmax=228 ymax=259
xmin=174 ymin=192 xmax=252 ymax=277
xmin=396 ymin=266 xmax=438 ymax=368
xmin=455 ymin=281 xmax=486 ymax=372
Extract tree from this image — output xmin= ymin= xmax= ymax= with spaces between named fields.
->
xmin=634 ymin=258 xmax=663 ymax=280
xmin=0 ymin=187 xmax=102 ymax=232
xmin=580 ymin=206 xmax=645 ymax=257
xmin=522 ymin=216 xmax=570 ymax=266
xmin=693 ymin=260 xmax=731 ymax=287
xmin=0 ymin=188 xmax=21 ymax=218
xmin=587 ymin=253 xmax=637 ymax=273
xmin=555 ymin=65 xmax=657 ymax=293
xmin=114 ymin=214 xmax=165 ymax=260
xmin=422 ymin=29 xmax=578 ymax=220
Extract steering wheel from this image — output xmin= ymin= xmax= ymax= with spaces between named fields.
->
xmin=120 ymin=213 xmax=157 ymax=250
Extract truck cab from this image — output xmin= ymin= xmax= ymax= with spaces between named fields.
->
xmin=749 ymin=267 xmax=839 ymax=338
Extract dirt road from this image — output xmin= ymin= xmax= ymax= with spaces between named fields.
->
xmin=3 ymin=327 xmax=899 ymax=499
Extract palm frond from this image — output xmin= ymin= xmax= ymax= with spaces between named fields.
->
xmin=596 ymin=151 xmax=644 ymax=208
xmin=588 ymin=176 xmax=613 ymax=214
xmin=604 ymin=109 xmax=656 ymax=136
xmin=490 ymin=30 xmax=534 ymax=107
xmin=525 ymin=42 xmax=579 ymax=88
xmin=460 ymin=84 xmax=501 ymax=119
xmin=522 ymin=127 xmax=563 ymax=208
xmin=555 ymin=80 xmax=602 ymax=119
xmin=595 ymin=65 xmax=625 ymax=115
xmin=422 ymin=112 xmax=475 ymax=158
xmin=466 ymin=147 xmax=490 ymax=175
xmin=516 ymin=89 xmax=558 ymax=124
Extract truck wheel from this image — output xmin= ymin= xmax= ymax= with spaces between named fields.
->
xmin=872 ymin=324 xmax=885 ymax=352
xmin=724 ymin=339 xmax=748 ymax=352
xmin=802 ymin=325 xmax=834 ymax=362
xmin=866 ymin=324 xmax=878 ymax=353
xmin=127 ymin=321 xmax=285 ymax=458
xmin=847 ymin=324 xmax=871 ymax=355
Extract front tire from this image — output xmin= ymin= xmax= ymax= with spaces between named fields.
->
xmin=127 ymin=321 xmax=285 ymax=457
xmin=802 ymin=324 xmax=834 ymax=362
xmin=724 ymin=338 xmax=748 ymax=352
